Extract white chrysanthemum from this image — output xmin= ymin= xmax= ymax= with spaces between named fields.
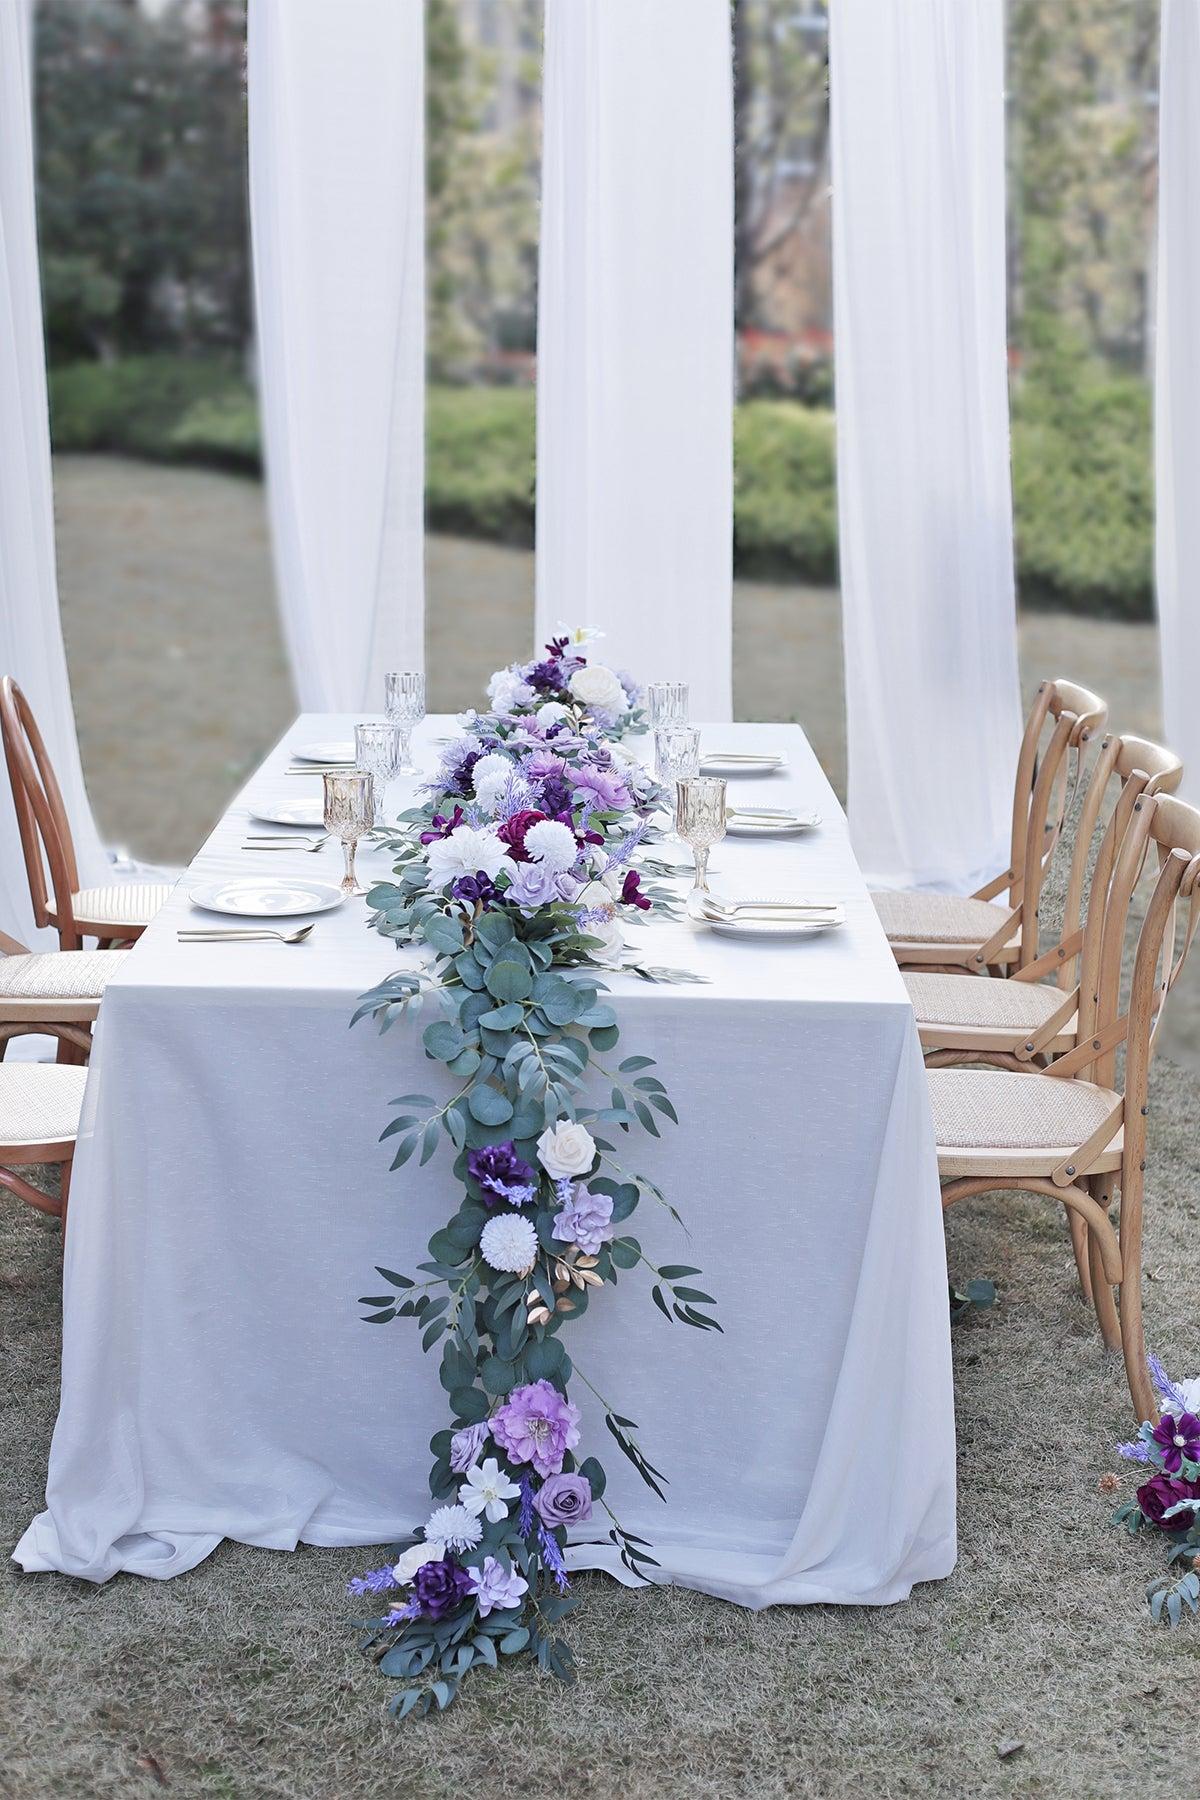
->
xmin=425 ymin=826 xmax=509 ymax=888
xmin=537 ymin=702 xmax=571 ymax=728
xmin=480 ymin=1212 xmax=538 ymax=1274
xmin=568 ymin=663 xmax=628 ymax=716
xmin=488 ymin=667 xmax=536 ymax=712
xmin=471 ymin=752 xmax=515 ymax=813
xmin=424 ymin=1504 xmax=482 ymax=1553
xmin=523 ymin=818 xmax=578 ymax=874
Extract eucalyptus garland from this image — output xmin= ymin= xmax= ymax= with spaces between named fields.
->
xmin=348 ymin=643 xmax=717 ymax=1721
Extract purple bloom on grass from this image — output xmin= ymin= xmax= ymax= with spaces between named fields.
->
xmin=491 ymin=1379 xmax=582 ymax=1478
xmin=347 ymin=1563 xmax=402 ymax=1598
xmin=1151 ymin=1412 xmax=1200 ymax=1473
xmin=1136 ymin=1473 xmax=1200 ymax=1532
xmin=413 ymin=1554 xmax=473 ymax=1621
xmin=468 ymin=1141 xmax=537 ymax=1207
xmin=467 ymin=1555 xmax=529 ymax=1617
xmin=1117 ymin=1438 xmax=1154 ymax=1463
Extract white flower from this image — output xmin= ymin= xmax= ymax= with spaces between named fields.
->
xmin=425 ymin=825 xmax=509 ymax=887
xmin=1168 ymin=1375 xmax=1200 ymax=1416
xmin=459 ymin=1456 xmax=521 ymax=1524
xmin=488 ymin=667 xmax=536 ymax=712
xmin=537 ymin=702 xmax=572 ymax=728
xmin=557 ymin=621 xmax=603 ymax=648
xmin=392 ymin=1541 xmax=445 ymax=1584
xmin=568 ymin=663 xmax=628 ymax=716
xmin=584 ymin=915 xmax=626 ymax=970
xmin=470 ymin=752 xmax=515 ymax=813
xmin=537 ymin=1117 xmax=596 ymax=1182
xmin=424 ymin=1504 xmax=482 ymax=1553
xmin=523 ymin=818 xmax=578 ymax=874
xmin=480 ymin=1212 xmax=538 ymax=1273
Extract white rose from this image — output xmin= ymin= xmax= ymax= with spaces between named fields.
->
xmin=392 ymin=1541 xmax=444 ymax=1584
xmin=537 ymin=1118 xmax=597 ymax=1181
xmin=537 ymin=702 xmax=571 ymax=728
xmin=583 ymin=915 xmax=626 ymax=970
xmin=425 ymin=825 xmax=510 ymax=887
xmin=568 ymin=663 xmax=628 ymax=716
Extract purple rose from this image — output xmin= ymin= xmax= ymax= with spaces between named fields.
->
xmin=1136 ymin=1473 xmax=1200 ymax=1532
xmin=552 ymin=1185 xmax=614 ymax=1257
xmin=534 ymin=1473 xmax=593 ymax=1528
xmin=449 ymin=1421 xmax=488 ymax=1474
xmin=413 ymin=1553 xmax=473 ymax=1620
xmin=492 ymin=1379 xmax=582 ymax=1478
xmin=468 ymin=1141 xmax=537 ymax=1207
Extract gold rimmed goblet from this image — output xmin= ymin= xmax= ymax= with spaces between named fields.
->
xmin=675 ymin=776 xmax=727 ymax=893
xmin=323 ymin=771 xmax=375 ymax=896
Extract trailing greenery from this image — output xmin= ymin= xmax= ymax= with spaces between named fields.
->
xmin=47 ymin=356 xmax=1155 ymax=619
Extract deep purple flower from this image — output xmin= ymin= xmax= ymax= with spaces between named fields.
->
xmin=496 ymin=807 xmax=548 ymax=862
xmin=492 ymin=1379 xmax=582 ymax=1478
xmin=534 ymin=1473 xmax=593 ymax=1528
xmin=450 ymin=872 xmax=503 ymax=910
xmin=413 ymin=1554 xmax=474 ymax=1620
xmin=468 ymin=1141 xmax=537 ymax=1207
xmin=420 ymin=806 xmax=466 ymax=845
xmin=527 ymin=659 xmax=565 ymax=695
xmin=518 ymin=1473 xmax=536 ymax=1538
xmin=1151 ymin=1412 xmax=1200 ymax=1473
xmin=1136 ymin=1473 xmax=1200 ymax=1531
xmin=620 ymin=869 xmax=653 ymax=912
xmin=444 ymin=752 xmax=481 ymax=798
xmin=538 ymin=775 xmax=573 ymax=816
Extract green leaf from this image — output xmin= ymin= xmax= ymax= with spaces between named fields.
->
xmin=499 ymin=1626 xmax=530 ymax=1655
xmin=610 ymin=1237 xmax=640 ymax=1269
xmin=475 ymin=912 xmax=516 ymax=951
xmin=423 ymin=1019 xmax=467 ymax=1062
xmin=450 ymin=1385 xmax=490 ymax=1423
xmin=468 ymin=1085 xmax=514 ymax=1126
xmin=486 ymin=958 xmax=534 ymax=1002
xmin=481 ymin=1355 xmax=519 ymax=1395
xmin=480 ymin=1002 xmax=525 ymax=1031
xmin=423 ymin=914 xmax=465 ymax=955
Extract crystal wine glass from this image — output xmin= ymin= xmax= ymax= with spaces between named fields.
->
xmin=324 ymin=771 xmax=375 ymax=896
xmin=354 ymin=721 xmax=401 ymax=826
xmin=654 ymin=724 xmax=701 ymax=788
xmin=646 ymin=681 xmax=689 ymax=731
xmin=675 ymin=776 xmax=727 ymax=893
xmin=384 ymin=671 xmax=426 ymax=775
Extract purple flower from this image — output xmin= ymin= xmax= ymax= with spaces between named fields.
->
xmin=1136 ymin=1473 xmax=1200 ymax=1532
xmin=1151 ymin=1412 xmax=1200 ymax=1473
xmin=552 ymin=1185 xmax=615 ymax=1257
xmin=347 ymin=1563 xmax=401 ymax=1597
xmin=537 ymin=1519 xmax=571 ymax=1590
xmin=419 ymin=806 xmax=466 ymax=845
xmin=495 ymin=807 xmax=548 ymax=862
xmin=1150 ymin=1355 xmax=1190 ymax=1415
xmin=450 ymin=872 xmax=504 ymax=910
xmin=534 ymin=1473 xmax=593 ymax=1528
xmin=505 ymin=860 xmax=569 ymax=911
xmin=518 ymin=1473 xmax=536 ymax=1538
xmin=449 ymin=1421 xmax=489 ymax=1474
xmin=413 ymin=1554 xmax=474 ymax=1620
xmin=468 ymin=1141 xmax=538 ymax=1207
xmin=467 ymin=1555 xmax=529 ymax=1617
xmin=620 ymin=869 xmax=652 ymax=912
xmin=538 ymin=775 xmax=573 ymax=816
xmin=573 ymin=764 xmax=632 ymax=814
xmin=492 ymin=1379 xmax=582 ymax=1478
xmin=526 ymin=750 xmax=567 ymax=782
xmin=527 ymin=658 xmax=566 ymax=695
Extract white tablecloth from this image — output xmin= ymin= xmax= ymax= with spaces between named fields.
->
xmin=15 ymin=717 xmax=956 ymax=1606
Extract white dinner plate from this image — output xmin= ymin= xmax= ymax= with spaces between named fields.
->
xmin=250 ymin=801 xmax=326 ymax=828
xmin=189 ymin=878 xmax=344 ymax=919
xmin=700 ymin=752 xmax=787 ymax=777
xmin=704 ymin=907 xmax=845 ymax=939
xmin=291 ymin=740 xmax=355 ymax=764
xmin=726 ymin=807 xmax=821 ymax=836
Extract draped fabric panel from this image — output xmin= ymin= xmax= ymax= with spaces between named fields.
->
xmin=536 ymin=0 xmax=734 ymax=722
xmin=1156 ymin=0 xmax=1200 ymax=801
xmin=0 ymin=0 xmax=107 ymax=945
xmin=247 ymin=0 xmax=425 ymax=713
xmin=829 ymin=0 xmax=1022 ymax=891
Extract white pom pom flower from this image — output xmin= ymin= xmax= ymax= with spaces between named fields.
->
xmin=523 ymin=818 xmax=578 ymax=874
xmin=470 ymin=752 xmax=515 ymax=813
xmin=424 ymin=1504 xmax=482 ymax=1553
xmin=479 ymin=1212 xmax=538 ymax=1274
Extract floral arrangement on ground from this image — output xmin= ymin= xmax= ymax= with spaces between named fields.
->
xmin=347 ymin=632 xmax=717 ymax=1720
xmin=1109 ymin=1356 xmax=1200 ymax=1626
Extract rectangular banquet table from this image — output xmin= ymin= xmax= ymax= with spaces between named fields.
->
xmin=15 ymin=716 xmax=956 ymax=1606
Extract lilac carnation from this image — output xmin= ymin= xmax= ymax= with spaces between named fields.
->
xmin=450 ymin=1421 xmax=489 ymax=1474
xmin=534 ymin=1472 xmax=593 ymax=1527
xmin=552 ymin=1185 xmax=615 ymax=1257
xmin=492 ymin=1378 xmax=582 ymax=1478
xmin=468 ymin=1141 xmax=537 ymax=1206
xmin=467 ymin=1555 xmax=529 ymax=1617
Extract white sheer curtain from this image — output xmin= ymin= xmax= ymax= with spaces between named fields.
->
xmin=0 ymin=0 xmax=107 ymax=946
xmin=248 ymin=0 xmax=425 ymax=714
xmin=1156 ymin=0 xmax=1200 ymax=802
xmin=829 ymin=0 xmax=1022 ymax=891
xmin=536 ymin=0 xmax=734 ymax=722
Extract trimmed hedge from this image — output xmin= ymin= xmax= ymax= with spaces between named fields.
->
xmin=46 ymin=355 xmax=1155 ymax=618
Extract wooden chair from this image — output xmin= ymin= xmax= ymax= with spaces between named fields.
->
xmin=0 ymin=1060 xmax=86 ymax=1240
xmin=928 ymin=791 xmax=1200 ymax=1423
xmin=0 ymin=676 xmax=172 ymax=949
xmin=0 ymin=923 xmax=123 ymax=1061
xmin=906 ymin=734 xmax=1183 ymax=1070
xmin=873 ymin=678 xmax=1108 ymax=973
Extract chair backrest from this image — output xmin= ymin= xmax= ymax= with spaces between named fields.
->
xmin=1048 ymin=732 xmax=1184 ymax=993
xmin=0 ymin=676 xmax=79 ymax=938
xmin=1001 ymin=678 xmax=1107 ymax=963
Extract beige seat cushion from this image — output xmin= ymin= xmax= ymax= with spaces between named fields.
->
xmin=931 ymin=1068 xmax=1117 ymax=1149
xmin=0 ymin=950 xmax=122 ymax=1000
xmin=0 ymin=1065 xmax=87 ymax=1147
xmin=905 ymin=972 xmax=1070 ymax=1033
xmin=61 ymin=882 xmax=172 ymax=931
xmin=872 ymin=890 xmax=1014 ymax=947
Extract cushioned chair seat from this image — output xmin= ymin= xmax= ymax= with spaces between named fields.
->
xmin=930 ymin=1067 xmax=1122 ymax=1179
xmin=905 ymin=972 xmax=1074 ymax=1040
xmin=0 ymin=950 xmax=122 ymax=1000
xmin=0 ymin=1065 xmax=87 ymax=1146
xmin=54 ymin=881 xmax=172 ymax=934
xmin=872 ymin=890 xmax=1015 ymax=947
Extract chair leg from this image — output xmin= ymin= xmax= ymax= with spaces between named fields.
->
xmin=1068 ymin=1207 xmax=1094 ymax=1305
xmin=1084 ymin=1176 xmax=1121 ymax=1350
xmin=1114 ymin=1168 xmax=1156 ymax=1424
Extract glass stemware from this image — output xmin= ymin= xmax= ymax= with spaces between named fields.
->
xmin=646 ymin=681 xmax=689 ymax=731
xmin=354 ymin=721 xmax=401 ymax=825
xmin=675 ymin=776 xmax=727 ymax=892
xmin=654 ymin=724 xmax=701 ymax=789
xmin=324 ymin=771 xmax=375 ymax=896
xmin=384 ymin=670 xmax=426 ymax=775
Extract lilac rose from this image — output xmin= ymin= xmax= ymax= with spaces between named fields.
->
xmin=534 ymin=1472 xmax=593 ymax=1528
xmin=449 ymin=1421 xmax=489 ymax=1475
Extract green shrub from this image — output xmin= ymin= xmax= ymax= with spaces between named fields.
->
xmin=426 ymin=385 xmax=535 ymax=546
xmin=48 ymin=356 xmax=248 ymax=462
xmin=733 ymin=401 xmax=838 ymax=582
